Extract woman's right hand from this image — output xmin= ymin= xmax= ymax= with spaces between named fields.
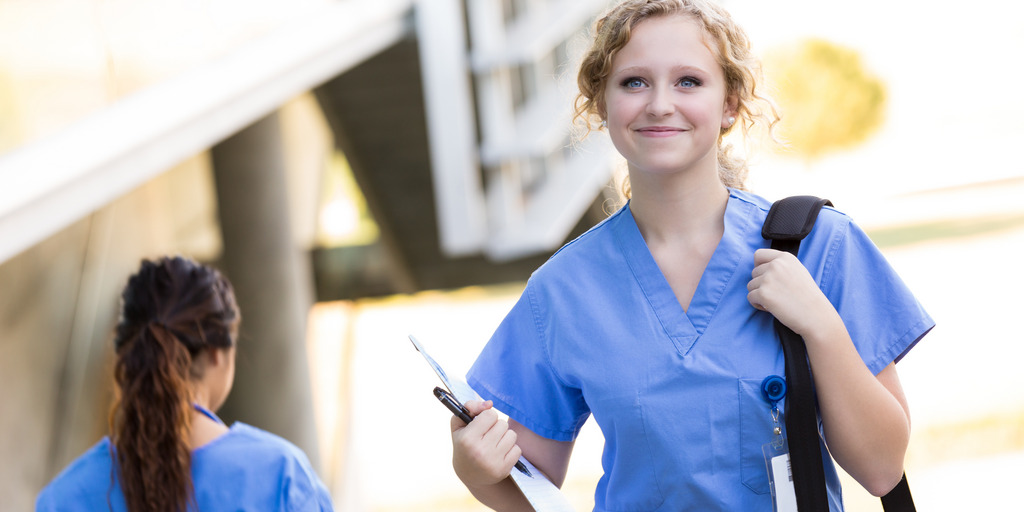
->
xmin=451 ymin=400 xmax=523 ymax=488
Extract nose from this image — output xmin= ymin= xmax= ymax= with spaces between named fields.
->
xmin=645 ymin=86 xmax=674 ymax=117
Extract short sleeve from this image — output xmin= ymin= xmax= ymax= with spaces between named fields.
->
xmin=467 ymin=283 xmax=590 ymax=442
xmin=283 ymin=450 xmax=335 ymax=512
xmin=817 ymin=218 xmax=934 ymax=374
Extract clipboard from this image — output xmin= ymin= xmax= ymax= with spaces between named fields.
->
xmin=409 ymin=335 xmax=575 ymax=512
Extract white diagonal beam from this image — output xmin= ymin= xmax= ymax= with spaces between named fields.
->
xmin=0 ymin=0 xmax=413 ymax=264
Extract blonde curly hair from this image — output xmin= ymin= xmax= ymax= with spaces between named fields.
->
xmin=574 ymin=0 xmax=779 ymax=193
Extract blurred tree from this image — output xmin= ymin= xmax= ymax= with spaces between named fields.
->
xmin=766 ymin=39 xmax=887 ymax=160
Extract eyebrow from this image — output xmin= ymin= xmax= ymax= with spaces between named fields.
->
xmin=612 ymin=65 xmax=710 ymax=77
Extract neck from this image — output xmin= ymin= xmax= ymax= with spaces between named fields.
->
xmin=191 ymin=388 xmax=210 ymax=410
xmin=629 ymin=171 xmax=729 ymax=244
xmin=189 ymin=406 xmax=229 ymax=450
xmin=187 ymin=386 xmax=228 ymax=449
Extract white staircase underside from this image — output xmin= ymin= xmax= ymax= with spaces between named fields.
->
xmin=0 ymin=0 xmax=414 ymax=265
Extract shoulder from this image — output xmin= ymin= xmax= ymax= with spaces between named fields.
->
xmin=742 ymin=190 xmax=855 ymax=246
xmin=731 ymin=187 xmax=773 ymax=212
xmin=40 ymin=438 xmax=112 ymax=484
xmin=36 ymin=439 xmax=117 ymax=510
xmin=205 ymin=423 xmax=317 ymax=468
xmin=737 ymin=189 xmax=852 ymax=229
xmin=551 ymin=203 xmax=626 ymax=259
xmin=530 ymin=204 xmax=628 ymax=284
xmin=194 ymin=424 xmax=332 ymax=510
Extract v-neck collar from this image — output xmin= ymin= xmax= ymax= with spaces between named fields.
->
xmin=613 ymin=191 xmax=755 ymax=356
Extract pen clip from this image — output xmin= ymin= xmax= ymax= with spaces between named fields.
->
xmin=433 ymin=386 xmax=470 ymax=415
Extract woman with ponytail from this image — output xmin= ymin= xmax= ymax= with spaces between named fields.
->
xmin=37 ymin=256 xmax=334 ymax=511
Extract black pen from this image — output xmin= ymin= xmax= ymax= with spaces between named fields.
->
xmin=433 ymin=386 xmax=532 ymax=477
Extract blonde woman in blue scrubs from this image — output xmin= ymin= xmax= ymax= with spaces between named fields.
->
xmin=37 ymin=257 xmax=333 ymax=512
xmin=449 ymin=1 xmax=933 ymax=510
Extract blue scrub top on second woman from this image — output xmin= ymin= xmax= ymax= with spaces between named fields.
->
xmin=467 ymin=189 xmax=933 ymax=512
xmin=36 ymin=422 xmax=334 ymax=512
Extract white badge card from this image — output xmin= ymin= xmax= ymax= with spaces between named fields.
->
xmin=763 ymin=437 xmax=797 ymax=512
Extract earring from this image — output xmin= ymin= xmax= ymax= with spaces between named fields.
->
xmin=727 ymin=116 xmax=736 ymax=126
xmin=600 ymin=120 xmax=607 ymax=129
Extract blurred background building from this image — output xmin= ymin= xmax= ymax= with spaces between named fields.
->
xmin=1 ymin=0 xmax=1022 ymax=511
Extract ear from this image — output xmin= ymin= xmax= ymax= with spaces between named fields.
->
xmin=722 ymin=93 xmax=740 ymax=129
xmin=206 ymin=346 xmax=226 ymax=368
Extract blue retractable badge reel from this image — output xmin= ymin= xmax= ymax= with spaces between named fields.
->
xmin=761 ymin=375 xmax=786 ymax=445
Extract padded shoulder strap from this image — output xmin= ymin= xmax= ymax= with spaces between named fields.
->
xmin=762 ymin=195 xmax=833 ymax=252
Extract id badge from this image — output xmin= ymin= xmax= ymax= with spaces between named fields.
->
xmin=762 ymin=437 xmax=796 ymax=512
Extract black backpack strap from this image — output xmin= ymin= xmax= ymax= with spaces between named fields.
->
xmin=763 ymin=196 xmax=832 ymax=512
xmin=761 ymin=195 xmax=833 ymax=251
xmin=763 ymin=196 xmax=915 ymax=512
xmin=881 ymin=473 xmax=916 ymax=511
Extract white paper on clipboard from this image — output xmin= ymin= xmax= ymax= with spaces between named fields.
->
xmin=408 ymin=335 xmax=575 ymax=512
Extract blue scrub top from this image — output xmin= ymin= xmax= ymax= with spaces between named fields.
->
xmin=36 ymin=423 xmax=334 ymax=512
xmin=468 ymin=189 xmax=933 ymax=511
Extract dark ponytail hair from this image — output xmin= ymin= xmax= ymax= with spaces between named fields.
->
xmin=109 ymin=256 xmax=239 ymax=512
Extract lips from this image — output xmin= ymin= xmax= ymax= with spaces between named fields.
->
xmin=635 ymin=126 xmax=686 ymax=137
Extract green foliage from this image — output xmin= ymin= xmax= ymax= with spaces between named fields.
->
xmin=767 ymin=39 xmax=887 ymax=159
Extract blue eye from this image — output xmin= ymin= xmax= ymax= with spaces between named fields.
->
xmin=679 ymin=77 xmax=702 ymax=88
xmin=622 ymin=77 xmax=646 ymax=89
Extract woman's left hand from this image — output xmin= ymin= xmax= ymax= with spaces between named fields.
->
xmin=746 ymin=248 xmax=838 ymax=338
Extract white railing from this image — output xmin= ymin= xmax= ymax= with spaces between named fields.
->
xmin=418 ymin=0 xmax=615 ymax=261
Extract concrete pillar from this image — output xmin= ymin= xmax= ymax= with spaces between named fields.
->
xmin=211 ymin=111 xmax=320 ymax=467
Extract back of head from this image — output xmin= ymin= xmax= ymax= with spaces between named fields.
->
xmin=574 ymin=0 xmax=779 ymax=193
xmin=110 ymin=256 xmax=239 ymax=512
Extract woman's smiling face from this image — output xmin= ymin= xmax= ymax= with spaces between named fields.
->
xmin=603 ymin=14 xmax=736 ymax=178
